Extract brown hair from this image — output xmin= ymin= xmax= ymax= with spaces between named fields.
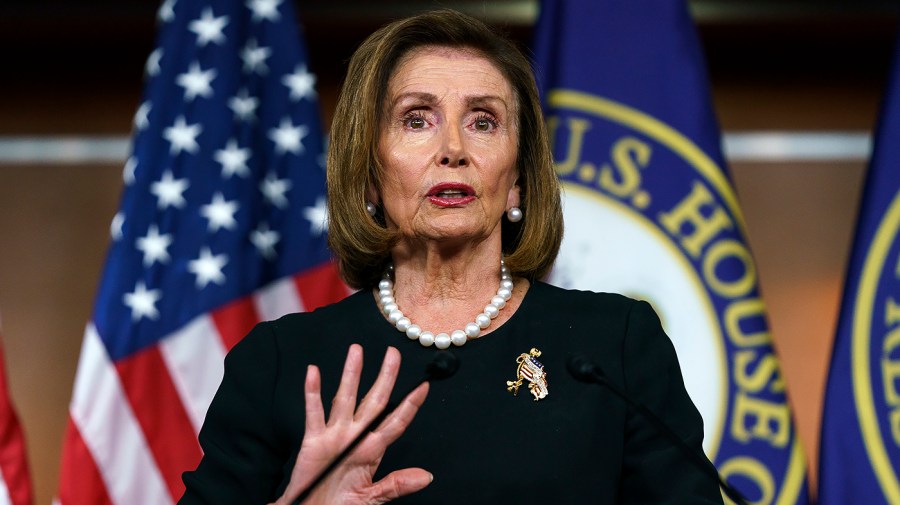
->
xmin=327 ymin=9 xmax=563 ymax=289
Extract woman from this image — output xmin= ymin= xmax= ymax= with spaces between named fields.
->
xmin=180 ymin=9 xmax=723 ymax=505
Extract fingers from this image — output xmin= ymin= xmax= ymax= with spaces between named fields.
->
xmin=304 ymin=364 xmax=325 ymax=434
xmin=374 ymin=381 xmax=429 ymax=447
xmin=369 ymin=468 xmax=433 ymax=504
xmin=365 ymin=385 xmax=432 ymax=504
xmin=355 ymin=346 xmax=401 ymax=422
xmin=288 ymin=346 xmax=431 ymax=505
xmin=329 ymin=344 xmax=363 ymax=422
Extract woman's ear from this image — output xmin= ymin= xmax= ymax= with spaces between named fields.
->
xmin=366 ymin=182 xmax=380 ymax=205
xmin=506 ymin=183 xmax=521 ymax=210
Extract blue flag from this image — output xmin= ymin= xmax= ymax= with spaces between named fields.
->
xmin=57 ymin=0 xmax=347 ymax=502
xmin=819 ymin=34 xmax=900 ymax=504
xmin=534 ymin=1 xmax=810 ymax=502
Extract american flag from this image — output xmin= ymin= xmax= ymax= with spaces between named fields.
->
xmin=0 ymin=327 xmax=32 ymax=505
xmin=56 ymin=0 xmax=348 ymax=502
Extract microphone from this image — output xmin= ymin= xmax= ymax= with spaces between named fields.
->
xmin=566 ymin=354 xmax=750 ymax=505
xmin=291 ymin=350 xmax=460 ymax=504
xmin=425 ymin=349 xmax=460 ymax=381
xmin=566 ymin=354 xmax=605 ymax=384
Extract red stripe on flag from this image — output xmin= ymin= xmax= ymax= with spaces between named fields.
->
xmin=210 ymin=296 xmax=261 ymax=352
xmin=294 ymin=261 xmax=349 ymax=311
xmin=0 ymin=416 xmax=31 ymax=505
xmin=57 ymin=417 xmax=113 ymax=505
xmin=0 ymin=337 xmax=32 ymax=505
xmin=115 ymin=346 xmax=201 ymax=502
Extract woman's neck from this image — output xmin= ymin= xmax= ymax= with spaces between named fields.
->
xmin=380 ymin=241 xmax=527 ymax=336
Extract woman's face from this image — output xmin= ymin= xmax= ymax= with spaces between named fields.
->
xmin=376 ymin=46 xmax=519 ymax=248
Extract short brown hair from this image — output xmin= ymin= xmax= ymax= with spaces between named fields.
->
xmin=327 ymin=9 xmax=563 ymax=289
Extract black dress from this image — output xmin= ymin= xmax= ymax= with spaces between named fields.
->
xmin=179 ymin=281 xmax=724 ymax=504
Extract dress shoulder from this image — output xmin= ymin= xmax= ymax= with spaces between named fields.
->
xmin=530 ymin=280 xmax=650 ymax=324
xmin=254 ymin=289 xmax=375 ymax=343
xmin=267 ymin=288 xmax=369 ymax=326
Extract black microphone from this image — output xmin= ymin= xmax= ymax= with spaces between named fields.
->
xmin=566 ymin=354 xmax=605 ymax=384
xmin=425 ymin=349 xmax=460 ymax=381
xmin=566 ymin=354 xmax=750 ymax=505
xmin=291 ymin=350 xmax=460 ymax=504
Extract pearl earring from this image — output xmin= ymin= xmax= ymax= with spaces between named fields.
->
xmin=366 ymin=202 xmax=377 ymax=216
xmin=506 ymin=206 xmax=523 ymax=223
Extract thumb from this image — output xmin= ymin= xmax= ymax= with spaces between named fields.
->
xmin=369 ymin=468 xmax=433 ymax=504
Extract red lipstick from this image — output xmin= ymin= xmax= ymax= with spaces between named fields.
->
xmin=426 ymin=182 xmax=476 ymax=207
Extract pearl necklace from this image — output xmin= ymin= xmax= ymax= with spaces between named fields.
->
xmin=378 ymin=261 xmax=513 ymax=348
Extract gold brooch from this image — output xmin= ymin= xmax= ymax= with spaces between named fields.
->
xmin=506 ymin=348 xmax=549 ymax=401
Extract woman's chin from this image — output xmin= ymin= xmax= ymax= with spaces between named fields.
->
xmin=408 ymin=224 xmax=495 ymax=248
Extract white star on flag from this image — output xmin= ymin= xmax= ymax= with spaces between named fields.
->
xmin=241 ymin=39 xmax=271 ymax=74
xmin=260 ymin=173 xmax=292 ymax=209
xmin=188 ymin=247 xmax=228 ymax=288
xmin=251 ymin=222 xmax=280 ymax=260
xmin=123 ymin=281 xmax=162 ymax=321
xmin=189 ymin=7 xmax=229 ymax=46
xmin=110 ymin=212 xmax=125 ymax=241
xmin=163 ymin=115 xmax=202 ymax=155
xmin=150 ymin=170 xmax=190 ymax=209
xmin=136 ymin=224 xmax=174 ymax=266
xmin=269 ymin=117 xmax=308 ymax=155
xmin=247 ymin=0 xmax=282 ymax=22
xmin=177 ymin=62 xmax=217 ymax=101
xmin=145 ymin=47 xmax=163 ymax=77
xmin=134 ymin=101 xmax=151 ymax=131
xmin=282 ymin=64 xmax=317 ymax=101
xmin=228 ymin=88 xmax=259 ymax=122
xmin=157 ymin=0 xmax=176 ymax=23
xmin=214 ymin=139 xmax=251 ymax=178
xmin=200 ymin=192 xmax=239 ymax=232
xmin=303 ymin=196 xmax=328 ymax=235
xmin=123 ymin=156 xmax=137 ymax=185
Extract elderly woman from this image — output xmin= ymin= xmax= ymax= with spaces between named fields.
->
xmin=179 ymin=9 xmax=723 ymax=505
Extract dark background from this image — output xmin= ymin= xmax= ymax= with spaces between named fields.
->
xmin=2 ymin=0 xmax=897 ymax=133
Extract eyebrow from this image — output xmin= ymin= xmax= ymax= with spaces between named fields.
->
xmin=466 ymin=95 xmax=507 ymax=110
xmin=390 ymin=92 xmax=508 ymax=111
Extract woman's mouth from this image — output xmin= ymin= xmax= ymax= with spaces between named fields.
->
xmin=427 ymin=183 xmax=476 ymax=207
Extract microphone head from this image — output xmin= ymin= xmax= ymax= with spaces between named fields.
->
xmin=567 ymin=354 xmax=599 ymax=383
xmin=426 ymin=351 xmax=460 ymax=381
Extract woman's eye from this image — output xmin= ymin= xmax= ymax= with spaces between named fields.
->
xmin=473 ymin=117 xmax=496 ymax=131
xmin=404 ymin=115 xmax=427 ymax=129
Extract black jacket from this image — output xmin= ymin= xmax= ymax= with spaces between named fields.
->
xmin=180 ymin=281 xmax=724 ymax=504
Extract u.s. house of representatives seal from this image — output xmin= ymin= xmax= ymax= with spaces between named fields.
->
xmin=852 ymin=188 xmax=900 ymax=501
xmin=545 ymin=89 xmax=806 ymax=504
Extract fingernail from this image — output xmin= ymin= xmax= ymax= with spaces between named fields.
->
xmin=429 ymin=472 xmax=434 ymax=482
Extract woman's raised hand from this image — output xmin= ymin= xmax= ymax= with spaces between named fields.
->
xmin=270 ymin=344 xmax=432 ymax=505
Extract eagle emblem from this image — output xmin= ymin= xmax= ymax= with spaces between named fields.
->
xmin=506 ymin=348 xmax=549 ymax=401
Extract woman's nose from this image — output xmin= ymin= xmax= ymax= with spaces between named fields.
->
xmin=437 ymin=125 xmax=468 ymax=167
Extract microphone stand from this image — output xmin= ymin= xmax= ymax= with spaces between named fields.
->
xmin=567 ymin=355 xmax=750 ymax=505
